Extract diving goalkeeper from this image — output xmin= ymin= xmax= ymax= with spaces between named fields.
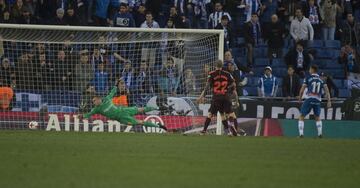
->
xmin=80 ymin=86 xmax=167 ymax=131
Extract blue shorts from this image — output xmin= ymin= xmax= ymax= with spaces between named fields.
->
xmin=300 ymin=98 xmax=321 ymax=117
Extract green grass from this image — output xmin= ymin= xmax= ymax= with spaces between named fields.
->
xmin=0 ymin=131 xmax=359 ymax=188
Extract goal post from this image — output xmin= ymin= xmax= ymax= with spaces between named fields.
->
xmin=0 ymin=24 xmax=224 ymax=134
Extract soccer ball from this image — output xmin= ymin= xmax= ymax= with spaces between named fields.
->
xmin=28 ymin=121 xmax=39 ymax=130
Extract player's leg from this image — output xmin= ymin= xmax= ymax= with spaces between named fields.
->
xmin=227 ymin=112 xmax=238 ymax=136
xmin=121 ymin=115 xmax=167 ymax=130
xmin=223 ymin=98 xmax=237 ymax=136
xmin=201 ymin=100 xmax=216 ymax=134
xmin=220 ymin=113 xmax=231 ymax=135
xmin=201 ymin=112 xmax=213 ymax=134
xmin=299 ymin=99 xmax=311 ymax=137
xmin=313 ymin=101 xmax=322 ymax=138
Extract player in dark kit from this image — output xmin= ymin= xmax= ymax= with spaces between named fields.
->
xmin=197 ymin=60 xmax=238 ymax=136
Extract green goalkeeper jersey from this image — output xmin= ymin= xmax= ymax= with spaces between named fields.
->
xmin=84 ymin=87 xmax=124 ymax=120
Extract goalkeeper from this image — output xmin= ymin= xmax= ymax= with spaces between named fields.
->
xmin=80 ymin=86 xmax=167 ymax=131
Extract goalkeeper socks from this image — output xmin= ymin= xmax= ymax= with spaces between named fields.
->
xmin=144 ymin=121 xmax=159 ymax=128
xmin=298 ymin=121 xmax=304 ymax=136
xmin=316 ymin=121 xmax=322 ymax=136
xmin=203 ymin=117 xmax=211 ymax=131
xmin=144 ymin=106 xmax=158 ymax=113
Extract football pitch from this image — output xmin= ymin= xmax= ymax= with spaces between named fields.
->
xmin=0 ymin=131 xmax=359 ymax=188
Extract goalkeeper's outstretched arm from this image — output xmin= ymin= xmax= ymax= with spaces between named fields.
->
xmin=104 ymin=86 xmax=118 ymax=101
xmin=83 ymin=108 xmax=97 ymax=119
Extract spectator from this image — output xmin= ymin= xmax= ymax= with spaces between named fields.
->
xmin=34 ymin=53 xmax=49 ymax=90
xmin=227 ymin=61 xmax=248 ymax=96
xmin=260 ymin=0 xmax=278 ymax=26
xmin=112 ymin=3 xmax=135 ymax=27
xmin=140 ymin=11 xmax=159 ymax=67
xmin=184 ymin=68 xmax=196 ymax=95
xmin=282 ymin=65 xmax=301 ymax=98
xmin=133 ymin=61 xmax=154 ymax=94
xmin=0 ymin=0 xmax=6 ymax=16
xmin=354 ymin=0 xmax=360 ymax=22
xmin=35 ymin=0 xmax=57 ymax=24
xmin=285 ymin=41 xmax=312 ymax=77
xmin=75 ymin=49 xmax=94 ymax=92
xmin=17 ymin=6 xmax=38 ymax=24
xmin=290 ymin=8 xmax=314 ymax=42
xmin=0 ymin=79 xmax=14 ymax=111
xmin=264 ymin=14 xmax=285 ymax=61
xmin=140 ymin=11 xmax=160 ymax=28
xmin=193 ymin=0 xmax=209 ymax=29
xmin=14 ymin=52 xmax=35 ymax=90
xmin=93 ymin=62 xmax=110 ymax=94
xmin=112 ymin=78 xmax=130 ymax=106
xmin=93 ymin=0 xmax=110 ymax=26
xmin=0 ymin=58 xmax=15 ymax=87
xmin=90 ymin=46 xmax=105 ymax=72
xmin=320 ymin=72 xmax=339 ymax=97
xmin=173 ymin=0 xmax=187 ymax=16
xmin=169 ymin=6 xmax=186 ymax=28
xmin=51 ymin=8 xmax=67 ymax=25
xmin=121 ymin=61 xmax=134 ymax=89
xmin=320 ymin=0 xmax=337 ymax=40
xmin=340 ymin=13 xmax=360 ymax=47
xmin=79 ymin=83 xmax=96 ymax=113
xmin=0 ymin=11 xmax=12 ymax=23
xmin=55 ymin=50 xmax=73 ymax=90
xmin=208 ymin=2 xmax=231 ymax=29
xmin=11 ymin=0 xmax=26 ymax=21
xmin=258 ymin=66 xmax=278 ymax=97
xmin=215 ymin=15 xmax=234 ymax=51
xmin=244 ymin=13 xmax=262 ymax=68
xmin=133 ymin=3 xmax=146 ymax=27
xmin=158 ymin=57 xmax=179 ymax=95
xmin=338 ymin=44 xmax=360 ymax=76
xmin=223 ymin=50 xmax=253 ymax=75
xmin=304 ymin=0 xmax=322 ymax=39
xmin=244 ymin=0 xmax=262 ymax=22
xmin=199 ymin=63 xmax=211 ymax=92
xmin=65 ymin=7 xmax=80 ymax=26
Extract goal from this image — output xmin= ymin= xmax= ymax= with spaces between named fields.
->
xmin=0 ymin=24 xmax=224 ymax=134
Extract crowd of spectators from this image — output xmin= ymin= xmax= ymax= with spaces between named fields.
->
xmin=1 ymin=0 xmax=360 ymax=110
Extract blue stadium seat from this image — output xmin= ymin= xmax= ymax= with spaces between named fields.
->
xmin=244 ymin=86 xmax=258 ymax=96
xmin=316 ymin=49 xmax=333 ymax=59
xmin=333 ymin=79 xmax=345 ymax=89
xmin=253 ymin=67 xmax=265 ymax=76
xmin=247 ymin=76 xmax=259 ymax=86
xmin=254 ymin=58 xmax=269 ymax=67
xmin=324 ymin=69 xmax=345 ymax=79
xmin=339 ymin=89 xmax=350 ymax=98
xmin=312 ymin=59 xmax=327 ymax=68
xmin=324 ymin=40 xmax=341 ymax=49
xmin=272 ymin=68 xmax=287 ymax=77
xmin=272 ymin=58 xmax=286 ymax=68
xmin=307 ymin=40 xmax=323 ymax=48
xmin=232 ymin=47 xmax=246 ymax=58
xmin=254 ymin=47 xmax=267 ymax=58
xmin=237 ymin=37 xmax=245 ymax=46
xmin=325 ymin=61 xmax=343 ymax=69
xmin=236 ymin=57 xmax=247 ymax=65
xmin=282 ymin=48 xmax=289 ymax=57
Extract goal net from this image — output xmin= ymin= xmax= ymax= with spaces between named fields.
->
xmin=0 ymin=24 xmax=224 ymax=134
